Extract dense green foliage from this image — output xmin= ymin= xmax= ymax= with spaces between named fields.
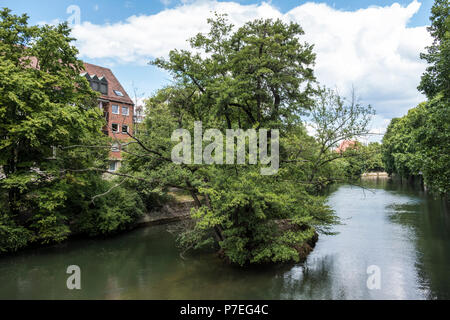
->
xmin=359 ymin=142 xmax=385 ymax=173
xmin=0 ymin=10 xmax=379 ymax=260
xmin=122 ymin=15 xmax=374 ymax=265
xmin=418 ymin=0 xmax=450 ymax=100
xmin=0 ymin=9 xmax=143 ymax=253
xmin=382 ymin=105 xmax=426 ymax=178
xmin=382 ymin=0 xmax=449 ymax=196
xmin=338 ymin=142 xmax=385 ymax=180
xmin=382 ymin=97 xmax=449 ymax=194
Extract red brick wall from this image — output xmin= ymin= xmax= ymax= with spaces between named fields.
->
xmin=102 ymin=101 xmax=134 ymax=160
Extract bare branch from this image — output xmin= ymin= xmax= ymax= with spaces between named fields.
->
xmin=91 ymin=179 xmax=126 ymax=204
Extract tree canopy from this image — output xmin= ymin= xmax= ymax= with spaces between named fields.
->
xmin=0 ymin=9 xmax=144 ymax=253
xmin=122 ymin=15 xmax=374 ymax=265
xmin=382 ymin=0 xmax=449 ymax=196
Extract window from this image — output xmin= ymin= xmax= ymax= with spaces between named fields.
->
xmin=91 ymin=81 xmax=99 ymax=91
xmin=112 ymin=105 xmax=119 ymax=114
xmin=109 ymin=161 xmax=117 ymax=172
xmin=114 ymin=90 xmax=124 ymax=97
xmin=85 ymin=74 xmax=108 ymax=94
xmin=111 ymin=123 xmax=119 ymax=132
xmin=122 ymin=106 xmax=129 ymax=116
xmin=122 ymin=125 xmax=129 ymax=134
xmin=100 ymin=83 xmax=108 ymax=94
xmin=111 ymin=143 xmax=120 ymax=152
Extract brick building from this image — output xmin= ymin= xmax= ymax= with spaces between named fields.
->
xmin=336 ymin=140 xmax=357 ymax=153
xmin=82 ymin=63 xmax=134 ymax=172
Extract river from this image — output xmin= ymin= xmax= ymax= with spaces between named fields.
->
xmin=1 ymin=179 xmax=449 ymax=299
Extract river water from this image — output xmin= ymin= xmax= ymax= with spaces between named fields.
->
xmin=0 ymin=179 xmax=449 ymax=300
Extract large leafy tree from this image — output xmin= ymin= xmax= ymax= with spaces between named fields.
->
xmin=417 ymin=0 xmax=450 ymax=195
xmin=382 ymin=99 xmax=449 ymax=194
xmin=418 ymin=0 xmax=449 ymax=99
xmin=123 ymin=15 xmax=373 ymax=265
xmin=382 ymin=0 xmax=449 ymax=196
xmin=152 ymin=14 xmax=317 ymax=130
xmin=414 ymin=95 xmax=450 ymax=194
xmin=0 ymin=9 xmax=143 ymax=252
xmin=382 ymin=104 xmax=427 ymax=178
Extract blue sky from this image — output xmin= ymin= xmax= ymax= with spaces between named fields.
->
xmin=1 ymin=1 xmax=436 ymax=140
xmin=1 ymin=0 xmax=434 ymax=26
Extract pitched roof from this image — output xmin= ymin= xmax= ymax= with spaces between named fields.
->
xmin=83 ymin=62 xmax=134 ymax=105
xmin=22 ymin=56 xmax=133 ymax=105
xmin=336 ymin=140 xmax=357 ymax=153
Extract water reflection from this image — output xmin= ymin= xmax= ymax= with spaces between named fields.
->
xmin=385 ymin=188 xmax=450 ymax=299
xmin=0 ymin=179 xmax=449 ymax=299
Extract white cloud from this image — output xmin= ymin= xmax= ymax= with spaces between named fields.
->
xmin=160 ymin=0 xmax=172 ymax=6
xmin=71 ymin=1 xmax=281 ymax=64
xmin=71 ymin=0 xmax=432 ymax=136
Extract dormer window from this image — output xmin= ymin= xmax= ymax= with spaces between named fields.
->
xmin=99 ymin=76 xmax=108 ymax=94
xmin=84 ymin=73 xmax=108 ymax=95
xmin=100 ymin=83 xmax=107 ymax=94
xmin=114 ymin=90 xmax=124 ymax=97
xmin=91 ymin=81 xmax=99 ymax=91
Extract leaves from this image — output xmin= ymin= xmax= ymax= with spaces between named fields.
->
xmin=120 ymin=14 xmax=379 ymax=265
xmin=0 ymin=9 xmax=143 ymax=252
xmin=383 ymin=0 xmax=449 ymax=196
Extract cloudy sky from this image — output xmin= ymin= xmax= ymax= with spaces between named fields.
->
xmin=2 ymin=0 xmax=434 ymax=140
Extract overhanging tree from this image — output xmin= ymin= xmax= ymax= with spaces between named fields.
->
xmin=123 ymin=15 xmax=373 ymax=265
xmin=0 ymin=9 xmax=143 ymax=252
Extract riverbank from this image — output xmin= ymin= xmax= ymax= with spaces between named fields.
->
xmin=138 ymin=201 xmax=320 ymax=264
xmin=361 ymin=171 xmax=389 ymax=178
xmin=137 ymin=200 xmax=194 ymax=227
xmin=0 ymin=193 xmax=319 ymax=265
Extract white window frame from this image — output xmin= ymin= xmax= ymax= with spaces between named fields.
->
xmin=122 ymin=106 xmax=129 ymax=116
xmin=111 ymin=123 xmax=119 ymax=133
xmin=121 ymin=125 xmax=129 ymax=134
xmin=112 ymin=105 xmax=120 ymax=115
xmin=111 ymin=143 xmax=120 ymax=152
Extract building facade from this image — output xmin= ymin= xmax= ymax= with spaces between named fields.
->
xmin=82 ymin=63 xmax=134 ymax=171
xmin=336 ymin=140 xmax=357 ymax=153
